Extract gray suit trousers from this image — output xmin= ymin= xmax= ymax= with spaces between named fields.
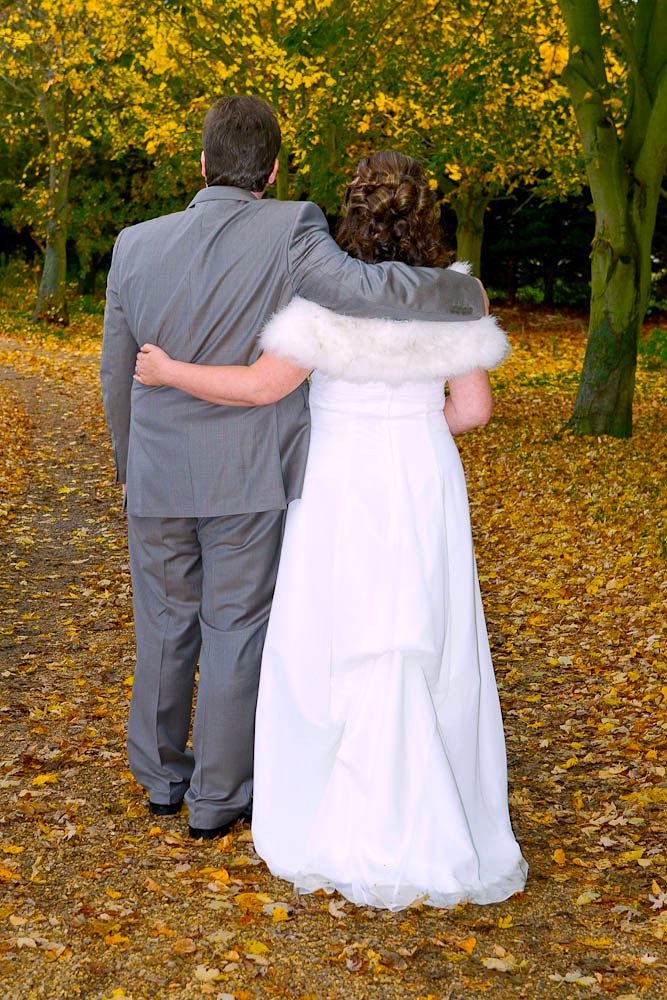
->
xmin=126 ymin=510 xmax=285 ymax=828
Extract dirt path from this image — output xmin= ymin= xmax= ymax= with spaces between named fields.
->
xmin=0 ymin=334 xmax=665 ymax=1000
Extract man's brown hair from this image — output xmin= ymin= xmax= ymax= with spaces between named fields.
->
xmin=202 ymin=95 xmax=281 ymax=192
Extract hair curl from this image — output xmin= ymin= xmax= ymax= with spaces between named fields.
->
xmin=335 ymin=151 xmax=449 ymax=267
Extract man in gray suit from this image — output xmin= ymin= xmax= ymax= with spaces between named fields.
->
xmin=101 ymin=95 xmax=486 ymax=839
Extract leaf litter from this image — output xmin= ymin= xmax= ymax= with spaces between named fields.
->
xmin=0 ymin=307 xmax=665 ymax=999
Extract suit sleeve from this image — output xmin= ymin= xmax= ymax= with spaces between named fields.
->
xmin=100 ymin=230 xmax=137 ymax=484
xmin=287 ymin=201 xmax=485 ymax=321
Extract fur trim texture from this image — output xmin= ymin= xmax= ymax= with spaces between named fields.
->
xmin=259 ymin=295 xmax=510 ymax=383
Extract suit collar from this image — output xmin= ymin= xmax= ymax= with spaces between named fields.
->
xmin=188 ymin=185 xmax=257 ymax=208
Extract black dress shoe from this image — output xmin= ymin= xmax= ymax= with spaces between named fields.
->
xmin=188 ymin=818 xmax=236 ymax=840
xmin=149 ymin=800 xmax=182 ymax=816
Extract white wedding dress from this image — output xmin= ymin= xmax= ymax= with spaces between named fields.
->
xmin=251 ymin=298 xmax=527 ymax=911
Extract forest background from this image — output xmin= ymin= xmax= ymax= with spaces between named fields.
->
xmin=1 ymin=0 xmax=667 ymax=437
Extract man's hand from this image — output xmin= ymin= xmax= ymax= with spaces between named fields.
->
xmin=134 ymin=343 xmax=174 ymax=386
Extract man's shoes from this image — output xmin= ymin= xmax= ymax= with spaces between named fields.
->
xmin=149 ymin=800 xmax=182 ymax=816
xmin=187 ymin=797 xmax=253 ymax=839
xmin=188 ymin=819 xmax=236 ymax=840
xmin=189 ymin=801 xmax=252 ymax=839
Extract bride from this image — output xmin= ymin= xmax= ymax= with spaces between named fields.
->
xmin=134 ymin=151 xmax=528 ymax=911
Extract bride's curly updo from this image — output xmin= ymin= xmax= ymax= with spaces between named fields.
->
xmin=336 ymin=151 xmax=449 ymax=268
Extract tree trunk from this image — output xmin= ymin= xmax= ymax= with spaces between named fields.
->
xmin=568 ymin=177 xmax=657 ymax=436
xmin=33 ymin=99 xmax=71 ymax=325
xmin=450 ymin=184 xmax=489 ymax=278
xmin=506 ymin=255 xmax=518 ymax=305
xmin=568 ymin=273 xmax=638 ymax=437
xmin=558 ymin=0 xmax=667 ymax=437
xmin=275 ymin=144 xmax=290 ymax=201
xmin=543 ymin=260 xmax=555 ymax=307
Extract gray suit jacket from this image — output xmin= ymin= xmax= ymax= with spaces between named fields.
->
xmin=101 ymin=186 xmax=485 ymax=517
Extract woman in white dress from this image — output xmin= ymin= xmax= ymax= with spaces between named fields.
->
xmin=135 ymin=152 xmax=528 ymax=910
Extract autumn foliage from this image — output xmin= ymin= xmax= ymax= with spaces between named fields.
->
xmin=0 ymin=305 xmax=665 ymax=998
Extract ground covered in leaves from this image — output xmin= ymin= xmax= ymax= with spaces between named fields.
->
xmin=0 ymin=304 xmax=666 ymax=1000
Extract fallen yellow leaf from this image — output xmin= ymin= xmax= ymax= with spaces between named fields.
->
xmin=0 ymin=866 xmax=22 ymax=881
xmin=104 ymin=933 xmax=129 ymax=945
xmin=620 ymin=848 xmax=645 ymax=862
xmin=580 ymin=936 xmax=612 ymax=948
xmin=245 ymin=939 xmax=270 ymax=955
xmin=235 ymin=891 xmax=274 ymax=910
xmin=457 ymin=937 xmax=477 ymax=954
xmin=205 ymin=867 xmax=230 ymax=883
xmin=31 ymin=773 xmax=58 ymax=786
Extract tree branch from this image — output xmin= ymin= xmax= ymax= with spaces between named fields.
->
xmin=610 ymin=0 xmax=643 ymax=80
xmin=558 ymin=0 xmax=608 ymax=91
xmin=635 ymin=61 xmax=667 ymax=189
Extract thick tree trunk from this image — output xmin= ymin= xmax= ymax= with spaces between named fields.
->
xmin=450 ymin=184 xmax=489 ymax=277
xmin=568 ymin=287 xmax=638 ymax=437
xmin=568 ymin=179 xmax=657 ymax=436
xmin=565 ymin=107 xmax=661 ymax=436
xmin=558 ymin=0 xmax=667 ymax=437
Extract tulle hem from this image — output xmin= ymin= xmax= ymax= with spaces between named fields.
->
xmin=268 ymin=858 xmax=529 ymax=912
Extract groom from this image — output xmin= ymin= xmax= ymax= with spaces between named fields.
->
xmin=101 ymin=94 xmax=487 ymax=839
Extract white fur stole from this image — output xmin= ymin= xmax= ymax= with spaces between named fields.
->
xmin=259 ymin=296 xmax=511 ymax=384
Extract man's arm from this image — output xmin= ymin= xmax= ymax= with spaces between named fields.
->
xmin=100 ymin=231 xmax=137 ymax=484
xmin=287 ymin=201 xmax=487 ymax=321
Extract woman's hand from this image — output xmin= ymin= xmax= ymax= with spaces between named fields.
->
xmin=134 ymin=344 xmax=174 ymax=386
xmin=444 ymin=369 xmax=493 ymax=434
